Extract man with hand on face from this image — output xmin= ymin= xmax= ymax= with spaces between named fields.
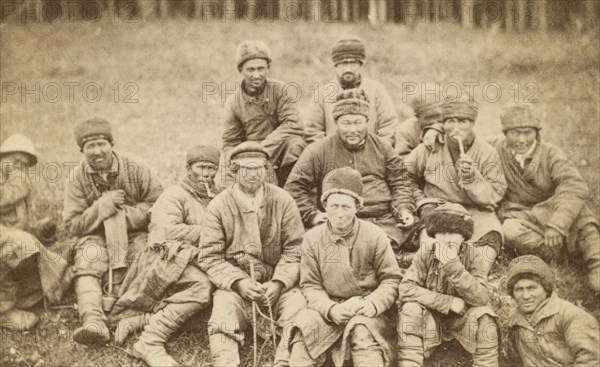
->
xmin=286 ymin=89 xmax=416 ymax=263
xmin=198 ymin=142 xmax=307 ymax=367
xmin=109 ymin=145 xmax=219 ymax=367
xmin=505 ymin=255 xmax=599 ymax=366
xmin=221 ymin=40 xmax=306 ymax=187
xmin=397 ymin=203 xmax=499 ymax=367
xmin=286 ymin=167 xmax=401 ymax=367
xmin=403 ymin=99 xmax=507 ymax=277
xmin=304 ymin=37 xmax=400 ymax=147
xmin=63 ymin=118 xmax=163 ymax=345
xmin=491 ymin=103 xmax=600 ymax=291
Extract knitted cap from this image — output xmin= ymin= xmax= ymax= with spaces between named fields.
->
xmin=501 ymin=103 xmax=542 ymax=132
xmin=443 ymin=99 xmax=479 ymax=122
xmin=235 ymin=40 xmax=272 ymax=71
xmin=229 ymin=141 xmax=269 ymax=166
xmin=186 ymin=145 xmax=220 ymax=166
xmin=506 ymin=255 xmax=555 ymax=297
xmin=321 ymin=167 xmax=364 ymax=207
xmin=412 ymin=99 xmax=444 ymax=121
xmin=0 ymin=134 xmax=38 ymax=165
xmin=74 ymin=117 xmax=113 ymax=149
xmin=331 ymin=38 xmax=366 ymax=66
xmin=425 ymin=202 xmax=474 ymax=240
xmin=332 ymin=89 xmax=370 ymax=122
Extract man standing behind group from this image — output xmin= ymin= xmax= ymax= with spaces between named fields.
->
xmin=63 ymin=118 xmax=163 ymax=344
xmin=304 ymin=37 xmax=399 ymax=148
xmin=221 ymin=40 xmax=306 ymax=187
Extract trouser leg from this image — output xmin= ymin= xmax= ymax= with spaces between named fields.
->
xmin=502 ymin=219 xmax=555 ymax=262
xmin=288 ymin=331 xmax=318 ymax=367
xmin=349 ymin=324 xmax=384 ymax=367
xmin=472 ymin=315 xmax=499 ymax=367
xmin=207 ymin=290 xmax=249 ymax=367
xmin=578 ymin=224 xmax=600 ymax=291
xmin=274 ymin=287 xmax=307 ymax=367
xmin=397 ymin=302 xmax=425 ymax=367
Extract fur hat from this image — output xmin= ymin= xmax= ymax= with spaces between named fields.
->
xmin=425 ymin=202 xmax=474 ymax=240
xmin=332 ymin=89 xmax=370 ymax=122
xmin=321 ymin=167 xmax=363 ymax=207
xmin=501 ymin=103 xmax=542 ymax=132
xmin=506 ymin=255 xmax=555 ymax=297
xmin=443 ymin=99 xmax=479 ymax=122
xmin=331 ymin=37 xmax=366 ymax=66
xmin=412 ymin=99 xmax=444 ymax=121
xmin=74 ymin=117 xmax=113 ymax=149
xmin=235 ymin=40 xmax=272 ymax=71
xmin=186 ymin=145 xmax=220 ymax=166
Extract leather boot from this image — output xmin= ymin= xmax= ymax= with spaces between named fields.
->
xmin=73 ymin=276 xmax=110 ymax=345
xmin=114 ymin=312 xmax=151 ymax=346
xmin=0 ymin=309 xmax=38 ymax=331
xmin=350 ymin=325 xmax=385 ymax=367
xmin=397 ymin=303 xmax=425 ymax=367
xmin=132 ymin=302 xmax=200 ymax=367
xmin=579 ymin=224 xmax=600 ymax=291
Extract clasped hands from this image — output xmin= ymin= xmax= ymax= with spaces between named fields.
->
xmin=233 ymin=278 xmax=284 ymax=308
xmin=328 ymin=296 xmax=377 ymax=325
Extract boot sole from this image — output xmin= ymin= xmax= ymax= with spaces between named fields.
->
xmin=73 ymin=325 xmax=110 ymax=345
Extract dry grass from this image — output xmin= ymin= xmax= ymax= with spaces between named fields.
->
xmin=1 ymin=17 xmax=599 ymax=367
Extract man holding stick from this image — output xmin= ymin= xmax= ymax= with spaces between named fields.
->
xmin=63 ymin=118 xmax=163 ymax=344
xmin=198 ymin=142 xmax=306 ymax=367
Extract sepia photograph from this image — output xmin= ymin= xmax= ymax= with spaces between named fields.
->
xmin=1 ymin=1 xmax=599 ymax=366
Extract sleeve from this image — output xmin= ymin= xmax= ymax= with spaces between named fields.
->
xmin=62 ymin=174 xmax=118 ymax=237
xmin=439 ymin=249 xmax=490 ymax=307
xmin=150 ymin=188 xmax=202 ymax=244
xmin=303 ymin=90 xmax=327 ymax=144
xmin=564 ymin=308 xmax=600 ymax=367
xmin=0 ymin=169 xmax=30 ymax=210
xmin=459 ymin=146 xmax=507 ymax=207
xmin=283 ymin=145 xmax=322 ymax=226
xmin=261 ymin=84 xmax=305 ymax=158
xmin=120 ymin=162 xmax=163 ymax=232
xmin=395 ymin=116 xmax=421 ymax=158
xmin=373 ymin=84 xmax=398 ymax=147
xmin=197 ymin=199 xmax=250 ymax=290
xmin=365 ymin=233 xmax=401 ymax=315
xmin=222 ymin=98 xmax=246 ymax=153
xmin=404 ymin=145 xmax=428 ymax=206
xmin=545 ymin=146 xmax=590 ymax=236
xmin=271 ymin=195 xmax=304 ymax=290
xmin=300 ymin=235 xmax=338 ymax=321
xmin=398 ymin=247 xmax=454 ymax=314
xmin=383 ymin=141 xmax=416 ymax=213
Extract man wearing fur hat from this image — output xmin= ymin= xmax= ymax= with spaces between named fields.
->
xmin=395 ymin=99 xmax=445 ymax=158
xmin=109 ymin=145 xmax=219 ymax=367
xmin=1 ymin=134 xmax=72 ymax=330
xmin=403 ymin=99 xmax=507 ymax=277
xmin=198 ymin=141 xmax=307 ymax=367
xmin=63 ymin=117 xmax=163 ymax=345
xmin=286 ymin=167 xmax=401 ymax=367
xmin=286 ymin=89 xmax=416 ymax=259
xmin=397 ymin=203 xmax=499 ymax=367
xmin=305 ymin=37 xmax=401 ymax=148
xmin=490 ymin=103 xmax=600 ymax=291
xmin=222 ymin=40 xmax=306 ymax=187
xmin=505 ymin=255 xmax=599 ymax=366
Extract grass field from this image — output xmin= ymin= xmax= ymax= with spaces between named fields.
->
xmin=1 ymin=17 xmax=599 ymax=367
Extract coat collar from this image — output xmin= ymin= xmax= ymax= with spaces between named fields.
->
xmin=325 ymin=217 xmax=359 ymax=249
xmin=231 ymin=183 xmax=265 ymax=213
xmin=508 ymin=293 xmax=560 ymax=328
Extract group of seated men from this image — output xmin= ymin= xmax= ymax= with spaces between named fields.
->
xmin=0 ymin=37 xmax=599 ymax=367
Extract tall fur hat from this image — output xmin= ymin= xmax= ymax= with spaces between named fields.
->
xmin=506 ymin=255 xmax=555 ymax=297
xmin=332 ymin=89 xmax=370 ymax=122
xmin=331 ymin=37 xmax=366 ymax=66
xmin=501 ymin=103 xmax=542 ymax=132
xmin=425 ymin=202 xmax=474 ymax=240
